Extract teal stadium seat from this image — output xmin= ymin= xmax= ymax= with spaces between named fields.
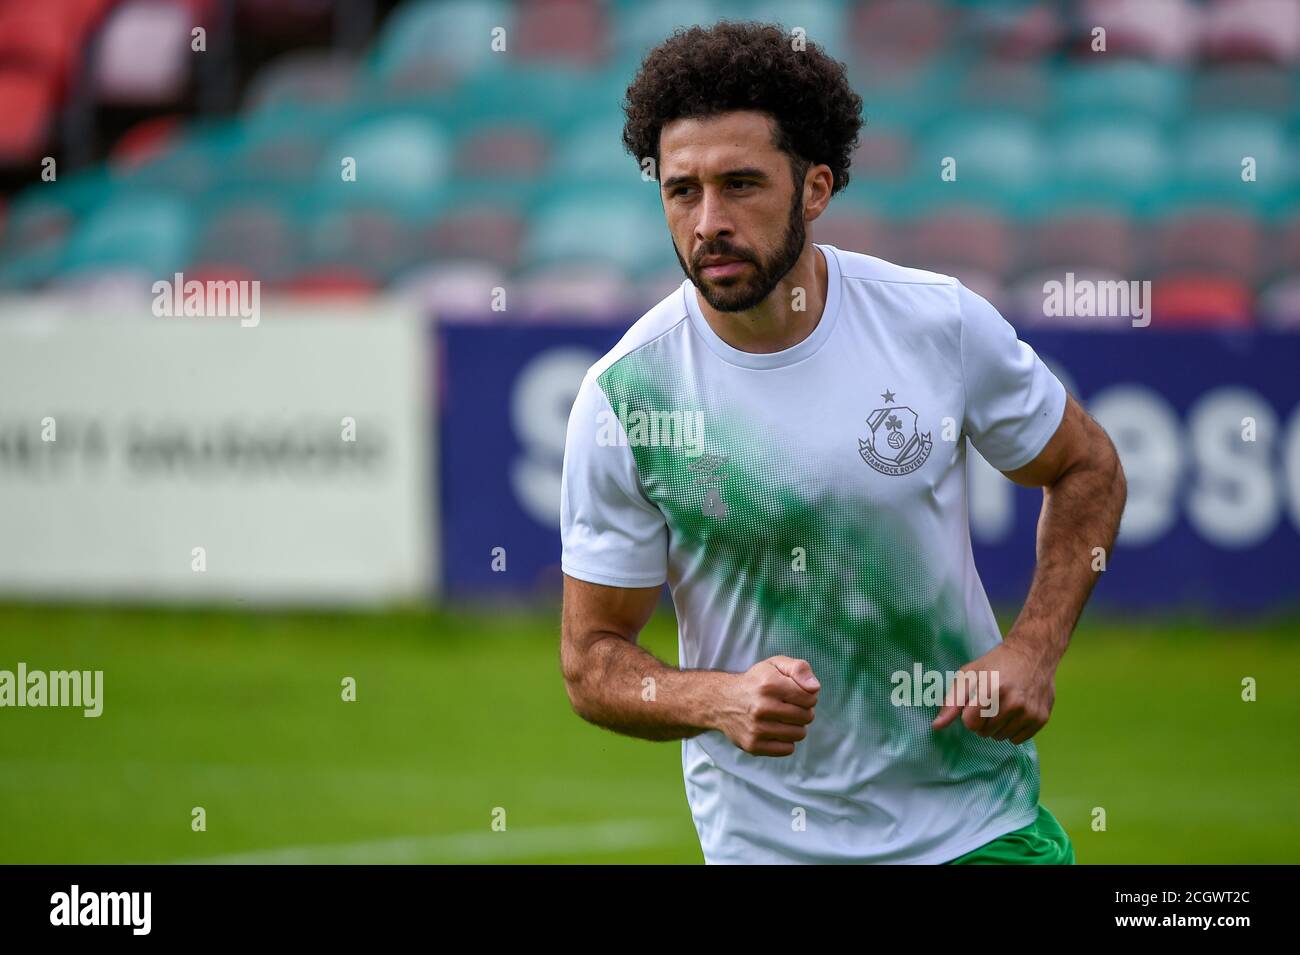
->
xmin=367 ymin=0 xmax=515 ymax=94
xmin=63 ymin=192 xmax=193 ymax=278
xmin=319 ymin=109 xmax=451 ymax=204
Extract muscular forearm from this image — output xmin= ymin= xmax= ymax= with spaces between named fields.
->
xmin=1007 ymin=451 xmax=1126 ymax=665
xmin=566 ymin=634 xmax=729 ymax=741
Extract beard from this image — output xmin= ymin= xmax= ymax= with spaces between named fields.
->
xmin=675 ymin=185 xmax=807 ymax=313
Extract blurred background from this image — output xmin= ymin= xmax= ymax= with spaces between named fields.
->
xmin=0 ymin=0 xmax=1297 ymax=863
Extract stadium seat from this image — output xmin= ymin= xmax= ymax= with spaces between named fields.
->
xmin=277 ymin=264 xmax=379 ymax=296
xmin=49 ymin=265 xmax=157 ymax=299
xmin=1021 ymin=211 xmax=1137 ymax=276
xmin=813 ymin=206 xmax=894 ymax=262
xmin=1052 ymin=61 xmax=1187 ymax=122
xmin=92 ymin=0 xmax=208 ymax=105
xmin=954 ymin=61 xmax=1051 ymax=119
xmin=614 ymin=0 xmax=722 ymax=60
xmin=321 ymin=112 xmax=450 ymax=203
xmin=454 ymin=123 xmax=550 ymax=180
xmin=549 ymin=118 xmax=637 ymax=183
xmin=235 ymin=112 xmax=333 ymax=186
xmin=522 ymin=190 xmax=665 ymax=274
xmin=850 ymin=123 xmax=913 ymax=181
xmin=242 ymin=51 xmax=359 ymax=112
xmin=1150 ymin=274 xmax=1254 ymax=327
xmin=1077 ymin=0 xmax=1199 ymax=61
xmin=64 ymin=192 xmax=194 ymax=276
xmin=1258 ymin=276 xmax=1300 ymax=327
xmin=1050 ymin=117 xmax=1169 ymax=200
xmin=516 ymin=261 xmax=639 ymax=321
xmin=368 ymin=0 xmax=513 ymax=94
xmin=1178 ymin=115 xmax=1290 ymax=200
xmin=0 ymin=4 xmax=77 ymax=90
xmin=908 ymin=206 xmax=1014 ymax=279
xmin=514 ymin=0 xmax=610 ymax=65
xmin=194 ymin=201 xmax=300 ymax=281
xmin=1155 ymin=209 xmax=1262 ymax=284
xmin=849 ymin=0 xmax=949 ymax=77
xmin=0 ymin=68 xmax=57 ymax=164
xmin=1200 ymin=0 xmax=1300 ymax=65
xmin=392 ymin=259 xmax=509 ymax=320
xmin=304 ymin=206 xmax=418 ymax=284
xmin=108 ymin=115 xmax=185 ymax=170
xmin=918 ymin=114 xmax=1044 ymax=196
xmin=727 ymin=0 xmax=852 ymax=64
xmin=956 ymin=1 xmax=1062 ymax=60
xmin=420 ymin=203 xmax=527 ymax=271
xmin=1189 ymin=64 xmax=1295 ymax=114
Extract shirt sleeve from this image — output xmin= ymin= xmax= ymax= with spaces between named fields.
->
xmin=958 ymin=281 xmax=1067 ymax=472
xmin=560 ymin=371 xmax=669 ymax=588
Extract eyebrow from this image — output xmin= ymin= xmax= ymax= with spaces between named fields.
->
xmin=661 ymin=167 xmax=771 ymax=191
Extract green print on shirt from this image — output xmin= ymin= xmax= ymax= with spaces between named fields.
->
xmin=598 ymin=345 xmax=1037 ymax=808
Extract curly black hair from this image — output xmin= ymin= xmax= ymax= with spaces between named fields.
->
xmin=621 ymin=20 xmax=864 ymax=195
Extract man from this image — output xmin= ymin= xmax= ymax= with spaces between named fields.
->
xmin=559 ymin=22 xmax=1126 ymax=864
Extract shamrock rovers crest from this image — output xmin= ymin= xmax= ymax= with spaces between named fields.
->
xmin=858 ymin=389 xmax=933 ymax=476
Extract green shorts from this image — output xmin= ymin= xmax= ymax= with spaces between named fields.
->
xmin=945 ymin=804 xmax=1076 ymax=865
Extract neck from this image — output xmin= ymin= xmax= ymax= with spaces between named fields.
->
xmin=693 ymin=244 xmax=827 ymax=354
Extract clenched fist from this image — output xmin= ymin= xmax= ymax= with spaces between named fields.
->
xmin=714 ymin=656 xmax=820 ymax=756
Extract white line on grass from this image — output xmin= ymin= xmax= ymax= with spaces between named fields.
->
xmin=172 ymin=819 xmax=682 ymax=865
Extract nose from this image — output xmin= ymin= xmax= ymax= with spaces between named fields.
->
xmin=694 ymin=185 xmax=734 ymax=250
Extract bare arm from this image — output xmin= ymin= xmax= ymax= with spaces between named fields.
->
xmin=560 ymin=574 xmax=820 ymax=755
xmin=1001 ymin=391 xmax=1128 ymax=667
xmin=934 ymin=392 xmax=1127 ymax=741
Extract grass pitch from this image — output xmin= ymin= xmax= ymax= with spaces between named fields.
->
xmin=0 ymin=603 xmax=1296 ymax=863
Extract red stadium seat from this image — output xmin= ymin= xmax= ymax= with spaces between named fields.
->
xmin=849 ymin=0 xmax=949 ymax=78
xmin=108 ymin=115 xmax=184 ymax=170
xmin=908 ymin=207 xmax=1014 ymax=279
xmin=278 ymin=265 xmax=379 ymax=297
xmin=0 ymin=5 xmax=77 ymax=90
xmin=1079 ymin=0 xmax=1199 ymax=62
xmin=453 ymin=125 xmax=550 ymax=179
xmin=1201 ymin=0 xmax=1300 ymax=65
xmin=514 ymin=0 xmax=609 ymax=65
xmin=813 ymin=208 xmax=893 ymax=263
xmin=422 ymin=205 xmax=526 ymax=271
xmin=1155 ymin=210 xmax=1261 ymax=285
xmin=1151 ymin=275 xmax=1254 ymax=327
xmin=0 ymin=68 xmax=57 ymax=163
xmin=1024 ymin=212 xmax=1136 ymax=276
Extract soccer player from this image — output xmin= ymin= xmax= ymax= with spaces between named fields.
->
xmin=559 ymin=22 xmax=1126 ymax=864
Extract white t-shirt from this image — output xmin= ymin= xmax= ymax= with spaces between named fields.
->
xmin=560 ymin=243 xmax=1067 ymax=864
